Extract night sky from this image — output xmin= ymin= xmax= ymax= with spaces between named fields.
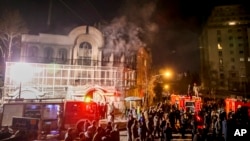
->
xmin=0 ymin=0 xmax=246 ymax=73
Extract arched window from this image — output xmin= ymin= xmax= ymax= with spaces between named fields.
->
xmin=78 ymin=42 xmax=92 ymax=65
xmin=114 ymin=53 xmax=121 ymax=66
xmin=102 ymin=52 xmax=111 ymax=66
xmin=27 ymin=46 xmax=38 ymax=62
xmin=44 ymin=47 xmax=54 ymax=63
xmin=58 ymin=48 xmax=67 ymax=63
xmin=28 ymin=46 xmax=38 ymax=57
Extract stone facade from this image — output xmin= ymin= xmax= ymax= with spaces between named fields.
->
xmin=3 ymin=25 xmax=151 ymax=109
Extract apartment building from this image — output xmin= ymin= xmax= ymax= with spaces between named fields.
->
xmin=200 ymin=5 xmax=250 ymax=96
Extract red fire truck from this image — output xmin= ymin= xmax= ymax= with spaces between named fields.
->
xmin=0 ymin=99 xmax=100 ymax=139
xmin=170 ymin=94 xmax=202 ymax=114
xmin=225 ymin=98 xmax=250 ymax=117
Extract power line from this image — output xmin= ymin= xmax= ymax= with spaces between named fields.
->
xmin=58 ymin=0 xmax=86 ymax=23
xmin=85 ymin=0 xmax=103 ymax=20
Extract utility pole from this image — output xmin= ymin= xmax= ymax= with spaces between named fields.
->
xmin=47 ymin=0 xmax=53 ymax=27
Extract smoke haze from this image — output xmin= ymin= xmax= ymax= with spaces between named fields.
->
xmin=102 ymin=1 xmax=159 ymax=56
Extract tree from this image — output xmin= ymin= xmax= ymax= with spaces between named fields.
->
xmin=153 ymin=82 xmax=163 ymax=103
xmin=0 ymin=9 xmax=28 ymax=61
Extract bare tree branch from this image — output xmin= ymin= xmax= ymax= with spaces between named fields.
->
xmin=0 ymin=9 xmax=28 ymax=61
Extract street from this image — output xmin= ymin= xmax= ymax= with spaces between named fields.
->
xmin=119 ymin=130 xmax=192 ymax=141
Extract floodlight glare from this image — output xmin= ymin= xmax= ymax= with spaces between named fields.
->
xmin=10 ymin=62 xmax=34 ymax=83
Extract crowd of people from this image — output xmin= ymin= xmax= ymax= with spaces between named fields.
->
xmin=0 ymin=97 xmax=249 ymax=141
xmin=64 ymin=120 xmax=120 ymax=141
xmin=125 ymin=97 xmax=250 ymax=141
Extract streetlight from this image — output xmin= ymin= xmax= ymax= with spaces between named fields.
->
xmin=154 ymin=70 xmax=173 ymax=79
xmin=147 ymin=70 xmax=174 ymax=105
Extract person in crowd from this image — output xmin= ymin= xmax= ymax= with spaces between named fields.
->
xmin=153 ymin=113 xmax=160 ymax=138
xmin=2 ymin=129 xmax=28 ymax=141
xmin=214 ymin=117 xmax=221 ymax=138
xmin=83 ymin=120 xmax=91 ymax=132
xmin=86 ymin=120 xmax=97 ymax=139
xmin=132 ymin=107 xmax=137 ymax=119
xmin=92 ymin=126 xmax=104 ymax=141
xmin=222 ymin=117 xmax=227 ymax=141
xmin=103 ymin=129 xmax=112 ymax=140
xmin=64 ymin=128 xmax=74 ymax=141
xmin=175 ymin=108 xmax=181 ymax=125
xmin=78 ymin=132 xmax=86 ymax=141
xmin=193 ymin=128 xmax=202 ymax=141
xmin=131 ymin=119 xmax=139 ymax=141
xmin=101 ymin=103 xmax=107 ymax=119
xmin=75 ymin=119 xmax=85 ymax=135
xmin=0 ymin=126 xmax=13 ymax=140
xmin=108 ymin=102 xmax=115 ymax=122
xmin=105 ymin=121 xmax=113 ymax=131
xmin=211 ymin=112 xmax=218 ymax=138
xmin=138 ymin=114 xmax=147 ymax=141
xmin=146 ymin=113 xmax=154 ymax=139
xmin=104 ymin=103 xmax=108 ymax=119
xmin=168 ymin=110 xmax=175 ymax=130
xmin=191 ymin=116 xmax=197 ymax=140
xmin=163 ymin=122 xmax=172 ymax=141
xmin=127 ymin=114 xmax=134 ymax=141
xmin=84 ymin=130 xmax=92 ymax=141
xmin=180 ymin=113 xmax=187 ymax=138
xmin=110 ymin=124 xmax=120 ymax=141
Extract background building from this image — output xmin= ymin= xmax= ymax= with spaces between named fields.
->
xmin=2 ymin=25 xmax=152 ymax=109
xmin=200 ymin=5 xmax=250 ymax=97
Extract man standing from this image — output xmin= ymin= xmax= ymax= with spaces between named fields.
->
xmin=193 ymin=83 xmax=199 ymax=97
xmin=126 ymin=115 xmax=134 ymax=141
xmin=222 ymin=117 xmax=227 ymax=141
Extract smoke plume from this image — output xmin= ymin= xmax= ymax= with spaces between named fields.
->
xmin=102 ymin=1 xmax=159 ymax=56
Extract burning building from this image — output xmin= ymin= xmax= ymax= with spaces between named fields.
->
xmin=2 ymin=25 xmax=151 ymax=110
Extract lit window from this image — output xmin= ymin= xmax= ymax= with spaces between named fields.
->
xmin=217 ymin=44 xmax=222 ymax=50
xmin=79 ymin=42 xmax=92 ymax=65
xmin=228 ymin=21 xmax=236 ymax=25
xmin=219 ymin=58 xmax=223 ymax=64
xmin=79 ymin=42 xmax=92 ymax=57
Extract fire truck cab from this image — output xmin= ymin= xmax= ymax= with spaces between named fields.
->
xmin=170 ymin=94 xmax=202 ymax=114
xmin=62 ymin=100 xmax=99 ymax=129
xmin=0 ymin=99 xmax=99 ymax=140
xmin=225 ymin=98 xmax=250 ymax=118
